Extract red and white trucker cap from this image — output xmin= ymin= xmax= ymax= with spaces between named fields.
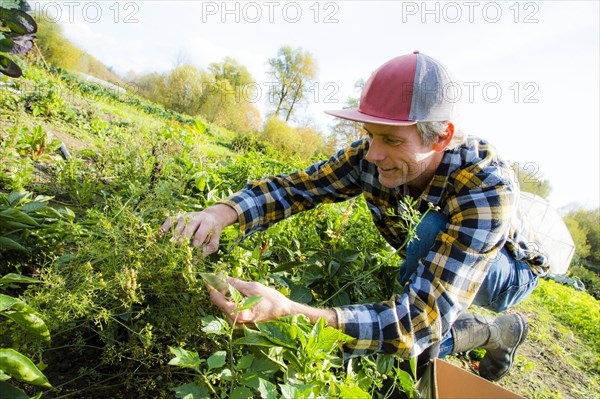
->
xmin=325 ymin=51 xmax=458 ymax=126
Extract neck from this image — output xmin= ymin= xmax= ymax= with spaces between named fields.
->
xmin=408 ymin=151 xmax=444 ymax=196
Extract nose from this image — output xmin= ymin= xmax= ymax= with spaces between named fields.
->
xmin=365 ymin=137 xmax=385 ymax=163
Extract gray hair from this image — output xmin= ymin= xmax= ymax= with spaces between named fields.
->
xmin=416 ymin=121 xmax=465 ymax=150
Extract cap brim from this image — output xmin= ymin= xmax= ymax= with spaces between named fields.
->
xmin=324 ymin=108 xmax=417 ymax=126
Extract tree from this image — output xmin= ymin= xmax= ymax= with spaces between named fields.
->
xmin=200 ymin=57 xmax=262 ymax=132
xmin=511 ymin=163 xmax=552 ymax=200
xmin=329 ymin=96 xmax=364 ymax=148
xmin=258 ymin=117 xmax=324 ymax=159
xmin=267 ymin=45 xmax=318 ymax=122
xmin=163 ymin=65 xmax=206 ymax=115
xmin=328 ymin=79 xmax=365 ymax=151
xmin=564 ymin=217 xmax=591 ymax=260
xmin=34 ymin=16 xmax=119 ymax=82
xmin=565 ymin=208 xmax=600 ymax=265
xmin=208 ymin=56 xmax=253 ymax=89
xmin=133 ymin=71 xmax=165 ymax=100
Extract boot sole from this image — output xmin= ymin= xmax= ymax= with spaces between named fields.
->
xmin=486 ymin=313 xmax=529 ymax=382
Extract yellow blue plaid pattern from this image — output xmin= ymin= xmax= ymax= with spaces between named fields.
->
xmin=221 ymin=136 xmax=548 ymax=358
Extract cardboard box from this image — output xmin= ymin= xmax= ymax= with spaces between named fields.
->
xmin=416 ymin=359 xmax=525 ymax=399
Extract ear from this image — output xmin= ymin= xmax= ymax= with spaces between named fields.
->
xmin=432 ymin=122 xmax=454 ymax=152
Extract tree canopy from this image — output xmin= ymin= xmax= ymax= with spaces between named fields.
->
xmin=267 ymin=45 xmax=318 ymax=122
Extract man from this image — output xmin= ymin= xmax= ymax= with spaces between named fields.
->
xmin=161 ymin=52 xmax=548 ymax=382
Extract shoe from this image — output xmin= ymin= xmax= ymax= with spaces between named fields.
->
xmin=451 ymin=312 xmax=529 ymax=381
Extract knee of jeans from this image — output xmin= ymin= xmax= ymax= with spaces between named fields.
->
xmin=486 ymin=278 xmax=539 ymax=313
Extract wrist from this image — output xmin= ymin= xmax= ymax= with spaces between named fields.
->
xmin=209 ymin=203 xmax=238 ymax=227
xmin=289 ymin=302 xmax=338 ymax=329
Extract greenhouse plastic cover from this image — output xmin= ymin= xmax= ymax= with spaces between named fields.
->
xmin=519 ymin=192 xmax=575 ymax=275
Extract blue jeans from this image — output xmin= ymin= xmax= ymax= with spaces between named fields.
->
xmin=398 ymin=211 xmax=539 ymax=358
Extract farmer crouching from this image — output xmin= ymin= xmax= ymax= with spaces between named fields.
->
xmin=161 ymin=51 xmax=548 ymax=382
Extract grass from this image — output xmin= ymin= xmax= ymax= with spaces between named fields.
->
xmin=451 ymin=279 xmax=600 ymax=399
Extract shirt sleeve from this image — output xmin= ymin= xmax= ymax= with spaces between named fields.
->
xmin=333 ymin=169 xmax=516 ymax=358
xmin=218 ymin=140 xmax=368 ymax=237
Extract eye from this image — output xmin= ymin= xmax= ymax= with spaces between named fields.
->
xmin=383 ymin=137 xmax=402 ymax=146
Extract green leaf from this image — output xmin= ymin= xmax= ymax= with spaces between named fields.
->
xmin=234 ymin=327 xmax=275 ymax=347
xmin=409 ymin=356 xmax=417 ymax=380
xmin=193 ymin=119 xmax=206 ymax=134
xmin=241 ymin=374 xmax=278 ymax=399
xmin=1 ymin=208 xmax=39 ymax=226
xmin=237 ymin=354 xmax=254 ymax=369
xmin=0 ymin=274 xmax=41 ymax=285
xmin=281 ymin=277 xmax=312 ymax=304
xmin=200 ymin=315 xmax=228 ymax=336
xmin=256 ymin=321 xmax=298 ymax=349
xmin=4 ymin=310 xmax=51 ymax=343
xmin=279 ymin=384 xmax=295 ymax=399
xmin=375 ymin=354 xmax=394 ymax=375
xmin=167 ymin=347 xmax=204 ymax=369
xmin=0 ymin=294 xmax=21 ymax=311
xmin=0 ymin=33 xmax=13 ymax=52
xmin=256 ymin=377 xmax=277 ymax=399
xmin=337 ymin=385 xmax=371 ymax=399
xmin=0 ymin=52 xmax=21 ymax=78
xmin=279 ymin=383 xmax=316 ymax=399
xmin=0 ymin=381 xmax=30 ymax=399
xmin=0 ymin=236 xmax=28 ymax=253
xmin=255 ymin=356 xmax=282 ymax=374
xmin=171 ymin=382 xmax=210 ymax=399
xmin=0 ymin=1 xmax=27 ymax=11
xmin=289 ymin=283 xmax=313 ymax=304
xmin=271 ymin=261 xmax=303 ymax=273
xmin=238 ymin=294 xmax=262 ymax=311
xmin=21 ymin=201 xmax=46 ymax=213
xmin=230 ymin=386 xmax=253 ymax=399
xmin=395 ymin=367 xmax=417 ymax=398
xmin=302 ymin=264 xmax=323 ymax=285
xmin=0 ymin=348 xmax=51 ymax=388
xmin=334 ymin=248 xmax=361 ymax=264
xmin=307 ymin=318 xmax=353 ymax=355
xmin=7 ymin=191 xmax=27 ymax=206
xmin=206 ymin=350 xmax=226 ymax=370
xmin=200 ymin=272 xmax=229 ymax=294
xmin=216 ymin=368 xmax=233 ymax=381
xmin=1 ymin=220 xmax=38 ymax=230
xmin=0 ymin=7 xmax=37 ymax=35
xmin=331 ymin=290 xmax=351 ymax=307
xmin=328 ymin=259 xmax=341 ymax=277
xmin=229 ymin=285 xmax=243 ymax=303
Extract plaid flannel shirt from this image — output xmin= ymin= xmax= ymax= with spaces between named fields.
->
xmin=220 ymin=136 xmax=548 ymax=358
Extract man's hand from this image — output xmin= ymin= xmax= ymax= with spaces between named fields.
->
xmin=209 ymin=278 xmax=338 ymax=329
xmin=160 ymin=204 xmax=238 ymax=254
xmin=209 ymin=278 xmax=292 ymax=327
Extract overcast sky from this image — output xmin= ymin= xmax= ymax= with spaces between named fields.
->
xmin=31 ymin=0 xmax=600 ymax=210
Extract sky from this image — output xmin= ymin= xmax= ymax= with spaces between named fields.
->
xmin=31 ymin=0 xmax=600 ymax=210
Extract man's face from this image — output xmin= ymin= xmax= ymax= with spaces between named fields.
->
xmin=363 ymin=123 xmax=440 ymax=190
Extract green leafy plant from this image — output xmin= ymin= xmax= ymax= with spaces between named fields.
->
xmin=15 ymin=125 xmax=61 ymax=161
xmin=0 ymin=0 xmax=37 ymax=78
xmin=0 ymin=273 xmax=52 ymax=398
xmin=0 ymin=190 xmax=76 ymax=263
xmin=169 ymin=276 xmax=418 ymax=399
